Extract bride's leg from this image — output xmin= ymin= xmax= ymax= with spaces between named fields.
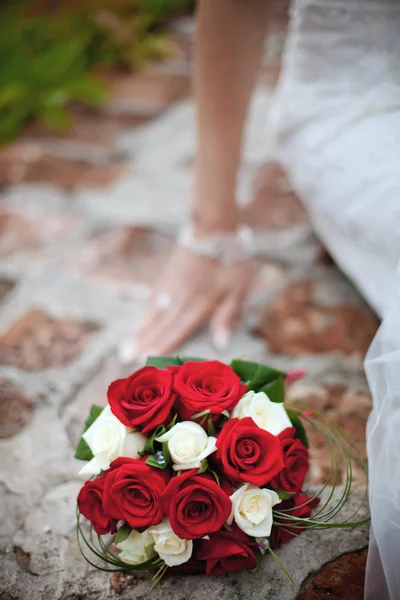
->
xmin=270 ymin=3 xmax=400 ymax=598
xmin=270 ymin=0 xmax=400 ymax=315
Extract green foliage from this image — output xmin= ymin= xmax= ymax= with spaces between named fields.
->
xmin=142 ymin=423 xmax=171 ymax=469
xmin=259 ymin=376 xmax=285 ymax=403
xmin=287 ymin=409 xmax=309 ymax=448
xmin=275 ymin=489 xmax=295 ymax=501
xmin=75 ymin=404 xmax=104 ymax=461
xmin=0 ymin=0 xmax=193 ymax=143
xmin=143 ymin=424 xmax=167 ymax=455
xmin=114 ymin=524 xmax=131 ymax=546
xmin=145 ymin=355 xmax=205 ymax=368
xmin=230 ymin=359 xmax=286 ymax=391
xmin=145 ymin=356 xmax=183 ymax=368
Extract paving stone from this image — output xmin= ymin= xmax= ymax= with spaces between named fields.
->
xmin=24 ymin=107 xmax=150 ymax=152
xmin=23 ymin=155 xmax=127 ymax=191
xmin=117 ymin=87 xmax=275 ymax=175
xmin=0 ymin=210 xmax=42 ymax=259
xmin=0 ymin=309 xmax=100 ymax=371
xmin=0 ymin=182 xmax=71 ymax=213
xmin=74 ymin=170 xmax=191 ymax=228
xmin=0 ymin=141 xmax=42 ymax=186
xmin=297 ymin=549 xmax=367 ymax=600
xmin=0 ymin=406 xmax=76 ymax=498
xmin=76 ymin=225 xmax=174 ymax=296
xmin=258 ymin=280 xmax=379 ymax=356
xmin=62 ymin=355 xmax=131 ymax=449
xmin=3 ymin=484 xmax=368 ymax=600
xmin=0 ymin=378 xmax=33 ymax=438
xmin=103 ymin=68 xmax=191 ymax=117
xmin=0 ymin=207 xmax=78 ymax=269
xmin=287 ymin=382 xmax=371 ymax=490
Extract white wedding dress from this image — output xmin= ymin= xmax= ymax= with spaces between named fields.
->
xmin=269 ymin=1 xmax=400 ymax=598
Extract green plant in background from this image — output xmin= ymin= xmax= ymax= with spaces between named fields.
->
xmin=0 ymin=0 xmax=194 ymax=144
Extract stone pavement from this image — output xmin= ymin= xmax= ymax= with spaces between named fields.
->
xmin=0 ymin=8 xmax=375 ymax=600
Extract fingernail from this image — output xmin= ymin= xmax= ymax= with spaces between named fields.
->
xmin=213 ymin=328 xmax=231 ymax=351
xmin=117 ymin=340 xmax=138 ymax=364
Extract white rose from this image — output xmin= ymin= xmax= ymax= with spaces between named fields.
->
xmin=156 ymin=421 xmax=216 ymax=471
xmin=116 ymin=529 xmax=155 ymax=565
xmin=148 ymin=519 xmax=193 ymax=567
xmin=232 ymin=390 xmax=292 ymax=436
xmin=79 ymin=405 xmax=147 ymax=476
xmin=228 ymin=484 xmax=280 ymax=537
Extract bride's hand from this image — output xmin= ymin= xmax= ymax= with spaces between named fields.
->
xmin=118 ymin=245 xmax=255 ymax=362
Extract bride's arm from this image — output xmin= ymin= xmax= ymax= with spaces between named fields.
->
xmin=192 ymin=0 xmax=272 ymax=236
xmin=119 ymin=0 xmax=271 ymax=362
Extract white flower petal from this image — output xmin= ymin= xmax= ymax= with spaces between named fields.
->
xmin=172 ymin=461 xmax=201 ymax=471
xmin=197 ymin=437 xmax=217 ymax=462
xmin=232 ymin=391 xmax=292 ymax=436
xmin=158 ymin=421 xmax=214 ymax=468
xmin=148 ymin=519 xmax=192 ymax=567
xmin=117 ymin=529 xmax=155 ymax=565
xmin=229 ymin=485 xmax=280 ymax=538
xmin=79 ymin=404 xmax=147 ymax=476
xmin=79 ymin=454 xmax=108 ymax=476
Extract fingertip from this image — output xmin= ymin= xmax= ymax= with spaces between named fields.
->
xmin=117 ymin=339 xmax=138 ymax=364
xmin=212 ymin=327 xmax=232 ymax=351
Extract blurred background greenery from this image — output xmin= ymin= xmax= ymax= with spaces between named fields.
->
xmin=0 ymin=0 xmax=194 ymax=144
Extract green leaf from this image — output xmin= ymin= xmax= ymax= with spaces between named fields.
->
xmin=207 ymin=417 xmax=217 ymax=437
xmin=287 ymin=410 xmax=309 ymax=448
xmin=143 ymin=425 xmax=167 ymax=455
xmin=177 ymin=356 xmax=206 ymax=364
xmin=275 ymin=489 xmax=296 ymax=501
xmin=197 ymin=459 xmax=208 ymax=474
xmin=74 ymin=404 xmax=104 ymax=461
xmin=167 ymin=413 xmax=178 ymax=430
xmin=40 ymin=105 xmax=71 ymax=132
xmin=145 ymin=356 xmax=183 ymax=368
xmin=230 ymin=359 xmax=286 ymax=391
xmin=146 ymin=454 xmax=168 ymax=469
xmin=162 ymin=441 xmax=171 ymax=465
xmin=114 ymin=524 xmax=131 ymax=546
xmin=259 ymin=377 xmax=285 ymax=404
xmin=210 ymin=470 xmax=220 ymax=486
xmin=145 ymin=355 xmax=205 ymax=369
xmin=74 ymin=437 xmax=93 ymax=462
xmin=68 ymin=76 xmax=107 ymax=105
xmin=89 ymin=405 xmax=104 ymax=420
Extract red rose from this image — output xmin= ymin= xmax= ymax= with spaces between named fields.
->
xmin=160 ymin=470 xmax=232 ymax=540
xmin=215 ymin=417 xmax=284 ymax=486
xmin=173 ymin=361 xmax=247 ymax=421
xmin=167 ymin=558 xmax=206 ymax=575
xmin=77 ymin=474 xmax=117 ymax=535
xmin=197 ymin=525 xmax=258 ymax=576
xmin=270 ymin=427 xmax=309 ymax=493
xmin=103 ymin=458 xmax=168 ymax=530
xmin=108 ymin=366 xmax=176 ymax=434
xmin=270 ymin=493 xmax=320 ymax=549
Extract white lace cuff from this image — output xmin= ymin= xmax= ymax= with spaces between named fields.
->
xmin=177 ymin=224 xmax=256 ymax=266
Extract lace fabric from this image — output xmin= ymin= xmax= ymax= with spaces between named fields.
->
xmin=270 ymin=2 xmax=400 ymax=598
xmin=270 ymin=0 xmax=400 ymax=268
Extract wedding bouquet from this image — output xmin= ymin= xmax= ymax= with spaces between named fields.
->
xmin=75 ymin=357 xmax=368 ymax=585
